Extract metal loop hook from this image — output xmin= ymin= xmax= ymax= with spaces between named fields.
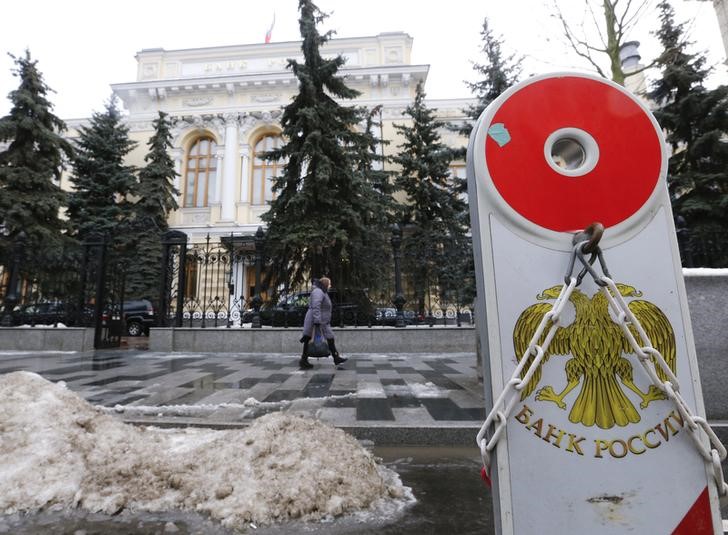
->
xmin=573 ymin=222 xmax=604 ymax=255
xmin=575 ymin=248 xmax=598 ymax=286
xmin=573 ymin=238 xmax=613 ymax=287
xmin=565 ymin=223 xmax=606 ymax=285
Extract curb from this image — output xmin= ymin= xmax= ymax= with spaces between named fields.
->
xmin=121 ymin=416 xmax=482 ymax=447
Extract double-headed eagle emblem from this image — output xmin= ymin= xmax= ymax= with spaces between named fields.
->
xmin=514 ymin=283 xmax=676 ymax=430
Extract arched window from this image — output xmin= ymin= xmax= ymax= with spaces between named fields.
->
xmin=252 ymin=134 xmax=284 ymax=205
xmin=184 ymin=137 xmax=217 ymax=208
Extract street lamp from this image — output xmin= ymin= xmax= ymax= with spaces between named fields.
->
xmin=251 ymin=226 xmax=265 ymax=329
xmin=390 ymin=224 xmax=406 ymax=328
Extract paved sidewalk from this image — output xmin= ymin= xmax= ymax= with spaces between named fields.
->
xmin=0 ymin=349 xmax=485 ymax=445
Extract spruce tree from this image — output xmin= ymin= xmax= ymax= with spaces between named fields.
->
xmin=649 ymin=0 xmax=728 ymax=233
xmin=125 ymin=111 xmax=179 ymax=301
xmin=457 ymin=17 xmax=522 ymax=141
xmin=67 ymin=98 xmax=138 ymax=244
xmin=446 ymin=17 xmax=521 ymax=307
xmin=0 ymin=50 xmax=74 ymax=261
xmin=393 ymin=81 xmax=468 ymax=314
xmin=350 ymin=106 xmax=395 ymax=294
xmin=261 ymin=0 xmax=391 ymax=291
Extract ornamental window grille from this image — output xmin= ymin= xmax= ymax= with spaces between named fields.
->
xmin=183 ymin=137 xmax=217 ymax=207
xmin=251 ymin=134 xmax=284 ymax=205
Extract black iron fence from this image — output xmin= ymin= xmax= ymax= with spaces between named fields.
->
xmin=158 ymin=231 xmax=257 ymax=329
xmin=0 ymin=234 xmax=127 ymax=348
xmin=676 ymin=227 xmax=728 ymax=268
xmin=156 ymin=225 xmax=477 ymax=329
xmin=3 ymin=225 xmax=725 ymax=336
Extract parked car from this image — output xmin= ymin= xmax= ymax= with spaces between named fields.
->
xmin=373 ymin=307 xmax=423 ymax=326
xmin=102 ymin=299 xmax=156 ymax=336
xmin=12 ymin=302 xmax=70 ymax=326
xmin=243 ymin=288 xmax=374 ymax=327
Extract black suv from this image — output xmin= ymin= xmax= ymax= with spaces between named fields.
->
xmin=244 ymin=288 xmax=374 ymax=327
xmin=103 ymin=299 xmax=156 ymax=336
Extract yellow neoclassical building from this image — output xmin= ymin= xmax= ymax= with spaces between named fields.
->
xmin=61 ymin=33 xmax=474 ymax=303
xmin=99 ymin=33 xmax=472 ymax=241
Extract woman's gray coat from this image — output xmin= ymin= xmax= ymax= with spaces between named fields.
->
xmin=302 ymin=286 xmax=334 ymax=339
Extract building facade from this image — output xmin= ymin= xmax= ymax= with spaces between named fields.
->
xmin=70 ymin=33 xmax=473 ymax=303
xmin=705 ymin=0 xmax=728 ymax=60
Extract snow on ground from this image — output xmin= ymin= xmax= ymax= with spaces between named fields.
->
xmin=0 ymin=351 xmax=78 ymax=356
xmin=104 ymin=392 xmax=358 ymax=420
xmin=682 ymin=267 xmax=728 ymax=277
xmin=16 ymin=323 xmax=68 ymax=328
xmin=408 ymin=382 xmax=446 ymax=398
xmin=0 ymin=372 xmax=414 ymax=529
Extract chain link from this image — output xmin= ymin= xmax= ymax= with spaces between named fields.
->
xmin=476 ymin=229 xmax=728 ymax=505
xmin=476 ymin=275 xmax=577 ymax=482
xmin=598 ymin=275 xmax=728 ymax=503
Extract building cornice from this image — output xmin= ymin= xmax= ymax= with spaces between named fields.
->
xmin=135 ymin=32 xmax=414 ymax=61
xmin=112 ymin=64 xmax=429 ymax=99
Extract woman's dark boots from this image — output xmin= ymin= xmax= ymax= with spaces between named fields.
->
xmin=327 ymin=339 xmax=348 ymax=365
xmin=299 ymin=338 xmax=313 ymax=370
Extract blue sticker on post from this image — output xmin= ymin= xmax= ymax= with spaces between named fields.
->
xmin=487 ymin=123 xmax=511 ymax=147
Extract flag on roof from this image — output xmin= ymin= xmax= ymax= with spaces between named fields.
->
xmin=265 ymin=12 xmax=276 ymax=44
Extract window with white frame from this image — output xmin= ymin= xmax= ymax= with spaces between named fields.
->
xmin=183 ymin=137 xmax=217 ymax=208
xmin=251 ymin=134 xmax=284 ymax=205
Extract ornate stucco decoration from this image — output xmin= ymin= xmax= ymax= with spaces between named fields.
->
xmin=183 ymin=97 xmax=213 ymax=107
xmin=171 ymin=114 xmax=227 ymax=144
xmin=251 ymin=93 xmax=282 ymax=103
xmin=128 ymin=121 xmax=156 ymax=133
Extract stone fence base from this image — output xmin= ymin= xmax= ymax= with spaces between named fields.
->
xmin=149 ymin=326 xmax=477 ymax=354
xmin=0 ymin=327 xmax=96 ymax=352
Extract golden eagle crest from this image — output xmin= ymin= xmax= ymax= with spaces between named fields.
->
xmin=514 ymin=283 xmax=676 ymax=430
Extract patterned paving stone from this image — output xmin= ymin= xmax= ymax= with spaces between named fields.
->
xmin=0 ymin=350 xmax=485 ymax=428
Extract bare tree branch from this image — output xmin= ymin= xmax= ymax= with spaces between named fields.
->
xmin=621 ymin=0 xmax=652 ymax=32
xmin=553 ymin=1 xmax=608 ymax=53
xmin=551 ymin=0 xmax=653 ymax=85
xmin=586 ymin=0 xmax=608 ymax=48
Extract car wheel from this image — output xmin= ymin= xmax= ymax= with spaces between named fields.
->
xmin=127 ymin=321 xmax=143 ymax=337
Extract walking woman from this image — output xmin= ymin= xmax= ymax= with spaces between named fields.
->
xmin=299 ymin=277 xmax=347 ymax=370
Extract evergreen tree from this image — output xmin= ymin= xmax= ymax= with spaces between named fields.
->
xmin=261 ymin=0 xmax=392 ymax=291
xmin=457 ymin=18 xmax=522 ymax=141
xmin=393 ymin=81 xmax=468 ymax=314
xmin=350 ymin=105 xmax=395 ymax=294
xmin=125 ymin=111 xmax=179 ymax=301
xmin=0 ymin=50 xmax=74 ymax=260
xmin=649 ymin=0 xmax=728 ymax=232
xmin=67 ymin=98 xmax=138 ymax=244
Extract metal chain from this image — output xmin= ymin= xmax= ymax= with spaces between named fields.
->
xmin=477 ymin=227 xmax=728 ymax=506
xmin=597 ymin=275 xmax=728 ymax=503
xmin=475 ymin=275 xmax=578 ymax=483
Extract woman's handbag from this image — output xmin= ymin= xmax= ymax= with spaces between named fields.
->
xmin=308 ymin=325 xmax=330 ymax=358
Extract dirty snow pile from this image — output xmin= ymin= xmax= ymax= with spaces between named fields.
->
xmin=0 ymin=372 xmax=413 ymax=529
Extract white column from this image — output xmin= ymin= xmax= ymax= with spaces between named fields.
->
xmin=240 ymin=144 xmax=251 ymax=203
xmin=171 ymin=149 xmax=183 ymax=199
xmin=214 ymin=153 xmax=224 ymax=204
xmin=229 ymin=257 xmax=245 ymax=323
xmin=236 ymin=259 xmax=245 ymax=302
xmin=171 ymin=150 xmax=182 ymax=189
xmin=221 ymin=115 xmax=238 ymax=220
xmin=241 ymin=262 xmax=250 ymax=304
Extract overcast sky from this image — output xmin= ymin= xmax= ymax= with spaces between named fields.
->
xmin=0 ymin=0 xmax=725 ymax=120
